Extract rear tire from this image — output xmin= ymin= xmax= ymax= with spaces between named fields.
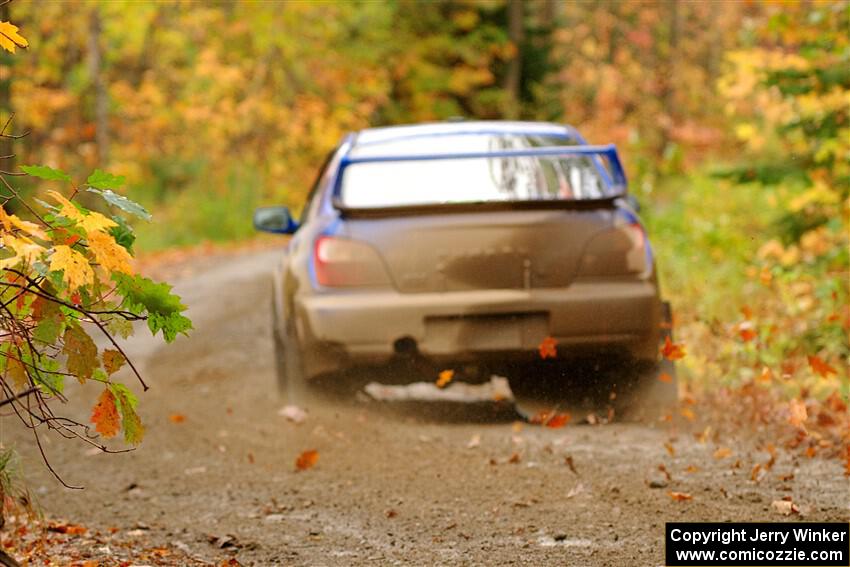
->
xmin=272 ymin=315 xmax=307 ymax=404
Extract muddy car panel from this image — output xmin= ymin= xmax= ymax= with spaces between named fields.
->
xmin=257 ymin=121 xmax=665 ymax=380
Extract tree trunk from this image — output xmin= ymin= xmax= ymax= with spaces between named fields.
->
xmin=0 ymin=1 xmax=13 ymax=172
xmin=504 ymin=0 xmax=524 ymax=119
xmin=88 ymin=7 xmax=109 ymax=165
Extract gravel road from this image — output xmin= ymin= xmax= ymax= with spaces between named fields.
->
xmin=6 ymin=248 xmax=847 ymax=566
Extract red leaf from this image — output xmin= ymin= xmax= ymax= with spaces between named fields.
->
xmin=295 ymin=449 xmax=319 ymax=471
xmin=90 ymin=389 xmax=120 ymax=438
xmin=538 ymin=336 xmax=557 ymax=359
xmin=660 ymin=336 xmax=686 ymax=360
xmin=807 ymin=355 xmax=837 ymax=378
xmin=545 ymin=413 xmax=571 ymax=429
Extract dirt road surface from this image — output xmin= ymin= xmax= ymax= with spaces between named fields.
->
xmin=6 ymin=249 xmax=848 ymax=566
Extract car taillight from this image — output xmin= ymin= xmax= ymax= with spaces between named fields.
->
xmin=577 ymin=222 xmax=649 ymax=277
xmin=313 ymin=236 xmax=391 ymax=287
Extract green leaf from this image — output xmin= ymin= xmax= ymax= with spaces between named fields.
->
xmin=86 ymin=169 xmax=126 ymax=190
xmin=20 ymin=164 xmax=71 ymax=182
xmin=87 ymin=188 xmax=152 ymax=221
xmin=32 ymin=305 xmax=63 ymax=344
xmin=109 ymin=382 xmax=144 ymax=445
xmin=113 ymin=273 xmax=192 ymax=342
xmin=108 ymin=215 xmax=137 ymax=253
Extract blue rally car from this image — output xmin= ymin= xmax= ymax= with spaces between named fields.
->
xmin=255 ymin=121 xmax=675 ymax=411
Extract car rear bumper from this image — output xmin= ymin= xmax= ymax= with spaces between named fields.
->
xmin=294 ymin=280 xmax=663 ymax=378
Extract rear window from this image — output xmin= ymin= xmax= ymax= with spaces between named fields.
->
xmin=339 ymin=134 xmax=617 ymax=209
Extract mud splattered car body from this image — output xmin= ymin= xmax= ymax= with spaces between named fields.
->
xmin=255 ymin=121 xmax=672 ymax=400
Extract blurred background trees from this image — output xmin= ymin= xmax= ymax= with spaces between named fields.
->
xmin=0 ymin=0 xmax=845 ymax=436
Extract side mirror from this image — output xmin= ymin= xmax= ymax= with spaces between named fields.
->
xmin=253 ymin=206 xmax=299 ymax=234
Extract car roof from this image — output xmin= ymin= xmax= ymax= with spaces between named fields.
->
xmin=353 ymin=121 xmax=582 ymax=146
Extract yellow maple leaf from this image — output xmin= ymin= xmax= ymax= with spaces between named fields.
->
xmin=0 ymin=21 xmax=28 ymax=54
xmin=49 ymin=245 xmax=94 ymax=290
xmin=0 ymin=205 xmax=48 ymax=240
xmin=47 ymin=190 xmax=116 ymax=234
xmin=0 ymin=234 xmax=46 ymax=269
xmin=88 ymin=231 xmax=133 ymax=275
xmin=47 ymin=190 xmax=85 ymax=223
xmin=79 ymin=211 xmax=117 ymax=234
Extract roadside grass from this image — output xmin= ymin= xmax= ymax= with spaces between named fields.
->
xmin=130 ymin=166 xmax=270 ymax=251
xmin=644 ymin=171 xmax=848 ymax=465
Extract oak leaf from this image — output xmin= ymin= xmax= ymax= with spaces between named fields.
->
xmin=91 ymin=389 xmax=120 ymax=438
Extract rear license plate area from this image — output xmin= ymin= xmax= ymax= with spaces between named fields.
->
xmin=423 ymin=312 xmax=549 ymax=354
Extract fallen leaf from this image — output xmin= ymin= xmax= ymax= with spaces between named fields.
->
xmin=564 ymin=455 xmax=578 ymax=474
xmin=787 ymin=399 xmax=808 ymax=428
xmin=713 ymin=447 xmax=732 ymax=459
xmin=658 ymin=372 xmax=673 ymax=383
xmin=466 ymin=434 xmax=481 ymax=449
xmin=679 ymin=407 xmax=696 ymax=421
xmin=757 ymin=366 xmax=773 ymax=383
xmin=546 ymin=413 xmax=571 ymax=429
xmin=684 ymin=465 xmax=699 ymax=474
xmin=664 ymin=442 xmax=675 ymax=456
xmin=771 ymin=499 xmax=799 ymax=515
xmin=295 ymin=449 xmax=319 ymax=471
xmin=169 ymin=414 xmax=186 ymax=424
xmin=740 ymin=305 xmax=753 ymax=320
xmin=47 ymin=522 xmax=87 ymax=535
xmin=807 ymin=355 xmax=837 ymax=378
xmin=278 ymin=404 xmax=307 ymax=424
xmin=538 ymin=336 xmax=557 ymax=359
xmin=507 ymin=452 xmax=521 ymax=464
xmin=668 ymin=491 xmax=692 ymax=502
xmin=436 ymin=369 xmax=455 ymax=388
xmin=660 ymin=336 xmax=686 ymax=360
xmin=658 ymin=463 xmax=672 ymax=481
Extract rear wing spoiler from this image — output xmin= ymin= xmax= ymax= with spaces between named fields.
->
xmin=332 ymin=144 xmax=628 ymax=203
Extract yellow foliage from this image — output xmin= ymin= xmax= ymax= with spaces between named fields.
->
xmin=79 ymin=211 xmax=117 ymax=234
xmin=0 ymin=205 xmax=48 ymax=240
xmin=49 ymin=245 xmax=94 ymax=291
xmin=0 ymin=21 xmax=28 ymax=54
xmin=0 ymin=234 xmax=45 ymax=270
xmin=47 ymin=190 xmax=86 ymax=223
xmin=88 ymin=231 xmax=133 ymax=275
xmin=47 ymin=189 xmax=117 ymax=233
